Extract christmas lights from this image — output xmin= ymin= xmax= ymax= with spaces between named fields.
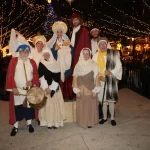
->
xmin=43 ymin=3 xmax=58 ymax=39
xmin=0 ymin=0 xmax=45 ymax=49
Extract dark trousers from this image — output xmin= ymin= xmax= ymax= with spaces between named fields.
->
xmin=15 ymin=105 xmax=35 ymax=121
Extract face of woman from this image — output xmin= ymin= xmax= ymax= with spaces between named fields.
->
xmin=57 ymin=29 xmax=63 ymax=38
xmin=83 ymin=49 xmax=90 ymax=61
xmin=36 ymin=41 xmax=44 ymax=52
xmin=43 ymin=52 xmax=50 ymax=60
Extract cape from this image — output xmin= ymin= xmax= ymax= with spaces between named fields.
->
xmin=72 ymin=26 xmax=91 ymax=70
xmin=5 ymin=57 xmax=39 ymax=125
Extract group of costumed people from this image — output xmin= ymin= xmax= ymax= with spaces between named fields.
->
xmin=5 ymin=13 xmax=122 ymax=136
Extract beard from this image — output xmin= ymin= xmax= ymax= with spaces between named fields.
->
xmin=20 ymin=56 xmax=28 ymax=61
xmin=93 ymin=35 xmax=99 ymax=39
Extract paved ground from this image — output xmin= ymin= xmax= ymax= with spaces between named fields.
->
xmin=0 ymin=88 xmax=150 ymax=150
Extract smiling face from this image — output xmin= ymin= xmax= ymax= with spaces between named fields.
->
xmin=83 ymin=49 xmax=91 ymax=61
xmin=19 ymin=49 xmax=29 ymax=61
xmin=91 ymin=29 xmax=100 ymax=38
xmin=36 ymin=41 xmax=44 ymax=52
xmin=98 ymin=41 xmax=107 ymax=52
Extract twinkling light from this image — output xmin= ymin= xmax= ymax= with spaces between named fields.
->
xmin=72 ymin=1 xmax=150 ymax=37
xmin=72 ymin=7 xmax=83 ymax=13
xmin=66 ymin=0 xmax=74 ymax=5
xmin=43 ymin=3 xmax=58 ymax=39
xmin=141 ymin=0 xmax=150 ymax=10
xmin=103 ymin=0 xmax=150 ymax=27
xmin=0 ymin=0 xmax=45 ymax=50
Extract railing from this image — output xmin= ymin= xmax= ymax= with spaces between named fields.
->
xmin=121 ymin=63 xmax=150 ymax=99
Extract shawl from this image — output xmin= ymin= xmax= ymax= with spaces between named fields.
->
xmin=73 ymin=48 xmax=99 ymax=80
xmin=40 ymin=48 xmax=60 ymax=73
xmin=106 ymin=49 xmax=119 ymax=101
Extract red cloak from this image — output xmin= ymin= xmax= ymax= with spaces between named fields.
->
xmin=72 ymin=26 xmax=91 ymax=70
xmin=5 ymin=57 xmax=39 ymax=125
xmin=65 ymin=26 xmax=91 ymax=99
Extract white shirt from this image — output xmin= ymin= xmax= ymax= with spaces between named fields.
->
xmin=92 ymin=52 xmax=122 ymax=87
xmin=14 ymin=58 xmax=33 ymax=105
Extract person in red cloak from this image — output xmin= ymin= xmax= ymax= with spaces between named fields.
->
xmin=5 ymin=44 xmax=39 ymax=136
xmin=70 ymin=13 xmax=91 ymax=70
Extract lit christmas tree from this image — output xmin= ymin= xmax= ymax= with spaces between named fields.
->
xmin=43 ymin=1 xmax=58 ymax=39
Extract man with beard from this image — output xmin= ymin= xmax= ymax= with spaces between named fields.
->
xmin=6 ymin=40 xmax=39 ymax=136
xmin=9 ymin=29 xmax=47 ymax=67
xmin=90 ymin=27 xmax=112 ymax=55
xmin=70 ymin=13 xmax=91 ymax=70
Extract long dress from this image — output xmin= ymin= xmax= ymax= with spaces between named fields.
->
xmin=51 ymin=43 xmax=74 ymax=100
xmin=74 ymin=71 xmax=99 ymax=128
xmin=38 ymin=62 xmax=66 ymax=128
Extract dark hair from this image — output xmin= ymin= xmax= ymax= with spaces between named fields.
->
xmin=70 ymin=17 xmax=83 ymax=28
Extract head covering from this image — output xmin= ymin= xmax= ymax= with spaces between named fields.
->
xmin=8 ymin=29 xmax=31 ymax=57
xmin=90 ymin=26 xmax=100 ymax=33
xmin=47 ymin=21 xmax=69 ymax=49
xmin=52 ymin=21 xmax=68 ymax=34
xmin=16 ymin=44 xmax=30 ymax=52
xmin=41 ymin=48 xmax=60 ymax=73
xmin=71 ymin=13 xmax=81 ymax=19
xmin=78 ymin=47 xmax=92 ymax=62
xmin=98 ymin=37 xmax=108 ymax=46
xmin=73 ymin=48 xmax=99 ymax=79
xmin=33 ymin=35 xmax=47 ymax=46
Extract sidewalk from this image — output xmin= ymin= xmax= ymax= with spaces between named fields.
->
xmin=0 ymin=88 xmax=150 ymax=150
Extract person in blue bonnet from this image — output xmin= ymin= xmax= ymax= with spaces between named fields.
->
xmin=47 ymin=21 xmax=73 ymax=100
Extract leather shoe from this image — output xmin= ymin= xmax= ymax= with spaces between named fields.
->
xmin=10 ymin=127 xmax=18 ymax=136
xmin=99 ymin=119 xmax=107 ymax=124
xmin=28 ymin=124 xmax=34 ymax=133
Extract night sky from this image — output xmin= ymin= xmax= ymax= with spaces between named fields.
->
xmin=1 ymin=0 xmax=150 ymax=48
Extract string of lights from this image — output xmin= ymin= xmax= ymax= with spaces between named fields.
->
xmin=1 ymin=0 xmax=150 ymax=51
xmin=0 ymin=0 xmax=45 ymax=49
xmin=71 ymin=6 xmax=149 ymax=37
xmin=94 ymin=9 xmax=149 ymax=36
xmin=71 ymin=0 xmax=150 ymax=37
xmin=141 ymin=0 xmax=150 ymax=10
xmin=103 ymin=0 xmax=150 ymax=27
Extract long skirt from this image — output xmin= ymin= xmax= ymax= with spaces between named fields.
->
xmin=76 ymin=94 xmax=99 ymax=128
xmin=39 ymin=89 xmax=66 ymax=128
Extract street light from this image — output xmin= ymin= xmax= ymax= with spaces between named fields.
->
xmin=132 ymin=38 xmax=136 ymax=64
